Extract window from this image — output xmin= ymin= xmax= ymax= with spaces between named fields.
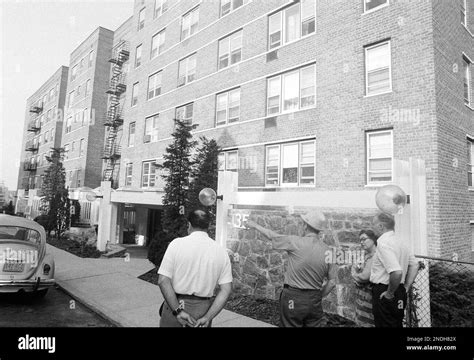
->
xmin=131 ymin=82 xmax=139 ymax=107
xmin=68 ymin=90 xmax=75 ymax=108
xmin=178 ymin=54 xmax=197 ymax=86
xmin=220 ymin=0 xmax=248 ymax=17
xmin=77 ymin=85 xmax=81 ymax=96
xmin=365 ymin=41 xmax=392 ymax=96
xmin=88 ymin=51 xmax=94 ymax=67
xmin=265 ymin=140 xmax=315 ymax=187
xmin=464 ymin=57 xmax=472 ymax=106
xmin=71 ymin=141 xmax=75 ymax=153
xmin=50 ymin=128 xmax=54 ymax=141
xmin=82 ymin=108 xmax=88 ymax=126
xmin=364 ymin=0 xmax=388 ymax=13
xmin=125 ymin=163 xmax=133 ymax=187
xmin=135 ymin=44 xmax=142 ymax=68
xmin=175 ymin=103 xmax=194 ymax=124
xmin=144 ymin=115 xmax=159 ymax=143
xmin=46 ymin=109 xmax=51 ymax=123
xmin=138 ymin=8 xmax=145 ymax=31
xmin=218 ymin=30 xmax=242 ymax=70
xmin=79 ymin=139 xmax=85 ymax=157
xmin=151 ymin=30 xmax=166 ymax=59
xmin=147 ymin=71 xmax=162 ymax=100
xmin=301 ymin=0 xmax=316 ymax=36
xmin=468 ymin=139 xmax=474 ymax=187
xmin=216 ymin=88 xmax=240 ymax=125
xmin=141 ymin=161 xmax=157 ymax=188
xmin=71 ymin=65 xmax=78 ymax=81
xmin=366 ymin=130 xmax=393 ymax=184
xmin=268 ymin=1 xmax=315 ymax=50
xmin=267 ymin=64 xmax=315 ymax=115
xmin=76 ymin=169 xmax=82 ymax=188
xmin=66 ymin=117 xmax=72 ymax=133
xmin=49 ymin=88 xmax=55 ymax=101
xmin=85 ymin=79 xmax=91 ymax=96
xmin=219 ymin=151 xmax=238 ymax=171
xmin=181 ymin=7 xmax=199 ymax=40
xmin=64 ymin=144 xmax=69 ymax=160
xmin=129 ymin=122 xmax=136 ymax=147
xmin=154 ymin=0 xmax=169 ymax=18
xmin=462 ymin=0 xmax=467 ymax=26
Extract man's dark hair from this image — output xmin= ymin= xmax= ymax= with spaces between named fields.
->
xmin=359 ymin=229 xmax=378 ymax=246
xmin=187 ymin=210 xmax=210 ymax=230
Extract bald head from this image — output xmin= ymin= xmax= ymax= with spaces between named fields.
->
xmin=187 ymin=210 xmax=211 ymax=230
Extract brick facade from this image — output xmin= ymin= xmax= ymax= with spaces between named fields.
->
xmin=17 ymin=66 xmax=69 ymax=193
xmin=113 ymin=0 xmax=474 ymax=260
xmin=61 ymin=27 xmax=114 ymax=189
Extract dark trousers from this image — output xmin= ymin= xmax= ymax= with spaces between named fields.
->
xmin=371 ymin=283 xmax=407 ymax=327
xmin=279 ymin=287 xmax=324 ymax=327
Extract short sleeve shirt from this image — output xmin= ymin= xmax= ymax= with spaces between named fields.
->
xmin=273 ymin=234 xmax=331 ymax=290
xmin=158 ymin=231 xmax=232 ymax=298
xmin=370 ymin=231 xmax=417 ymax=285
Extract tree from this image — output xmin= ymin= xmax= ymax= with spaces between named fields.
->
xmin=2 ymin=201 xmax=14 ymax=215
xmin=148 ymin=119 xmax=197 ymax=267
xmin=40 ymin=148 xmax=71 ymax=240
xmin=187 ymin=137 xmax=221 ymax=239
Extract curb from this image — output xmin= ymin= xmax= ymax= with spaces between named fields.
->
xmin=55 ymin=282 xmax=125 ymax=328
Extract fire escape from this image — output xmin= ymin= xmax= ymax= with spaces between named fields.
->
xmin=102 ymin=41 xmax=129 ymax=189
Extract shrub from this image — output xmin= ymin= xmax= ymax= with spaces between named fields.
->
xmin=147 ymin=231 xmax=172 ymax=268
xmin=429 ymin=262 xmax=474 ymax=327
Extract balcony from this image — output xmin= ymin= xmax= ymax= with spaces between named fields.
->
xmin=27 ymin=121 xmax=41 ymax=133
xmin=102 ymin=145 xmax=121 ymax=160
xmin=29 ymin=104 xmax=43 ymax=114
xmin=25 ymin=141 xmax=39 ymax=152
xmin=23 ymin=162 xmax=37 ymax=171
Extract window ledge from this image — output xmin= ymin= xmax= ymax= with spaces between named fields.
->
xmin=462 ymin=24 xmax=474 ymax=38
xmin=465 ymin=104 xmax=474 ymax=111
xmin=468 ymin=187 xmax=474 ymax=192
xmin=364 ymin=183 xmax=392 ymax=189
xmin=364 ymin=90 xmax=393 ymax=98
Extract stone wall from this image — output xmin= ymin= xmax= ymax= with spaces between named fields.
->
xmin=226 ymin=206 xmax=378 ymax=322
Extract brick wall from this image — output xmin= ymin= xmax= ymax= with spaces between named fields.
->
xmin=431 ymin=0 xmax=474 ymax=260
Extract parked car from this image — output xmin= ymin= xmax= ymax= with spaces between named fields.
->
xmin=0 ymin=214 xmax=55 ymax=298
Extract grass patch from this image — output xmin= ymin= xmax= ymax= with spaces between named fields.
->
xmin=139 ymin=268 xmax=355 ymax=327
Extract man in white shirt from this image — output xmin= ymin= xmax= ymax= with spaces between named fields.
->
xmin=158 ymin=210 xmax=233 ymax=327
xmin=370 ymin=212 xmax=419 ymax=327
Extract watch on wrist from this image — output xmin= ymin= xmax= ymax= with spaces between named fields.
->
xmin=172 ymin=307 xmax=183 ymax=316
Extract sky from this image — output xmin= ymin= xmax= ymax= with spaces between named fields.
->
xmin=0 ymin=0 xmax=135 ymax=191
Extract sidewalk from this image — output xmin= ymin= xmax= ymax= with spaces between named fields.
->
xmin=47 ymin=244 xmax=273 ymax=327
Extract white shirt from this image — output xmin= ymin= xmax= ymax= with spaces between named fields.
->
xmin=370 ymin=231 xmax=417 ymax=285
xmin=158 ymin=231 xmax=233 ymax=298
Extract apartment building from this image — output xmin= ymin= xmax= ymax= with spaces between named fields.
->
xmin=17 ymin=66 xmax=69 ymax=193
xmin=62 ymin=27 xmax=114 ymax=190
xmin=103 ymin=0 xmax=474 ymax=263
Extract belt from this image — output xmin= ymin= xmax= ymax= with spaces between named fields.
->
xmin=176 ymin=293 xmax=212 ymax=300
xmin=283 ymin=284 xmax=320 ymax=292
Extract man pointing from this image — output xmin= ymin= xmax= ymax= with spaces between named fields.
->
xmin=245 ymin=210 xmax=336 ymax=327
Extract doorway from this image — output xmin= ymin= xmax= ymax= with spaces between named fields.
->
xmin=147 ymin=208 xmax=163 ymax=246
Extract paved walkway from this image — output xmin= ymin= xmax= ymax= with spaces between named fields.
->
xmin=47 ymin=244 xmax=273 ymax=327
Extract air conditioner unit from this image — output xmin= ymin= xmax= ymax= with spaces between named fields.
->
xmin=144 ymin=135 xmax=151 ymax=143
